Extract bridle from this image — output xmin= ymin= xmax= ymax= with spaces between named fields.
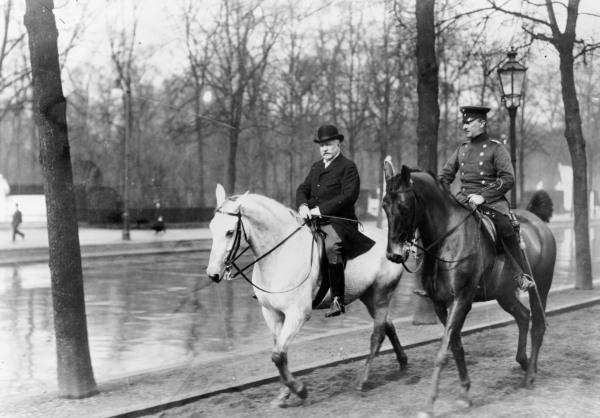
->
xmin=214 ymin=207 xmax=317 ymax=294
xmin=387 ymin=182 xmax=477 ymax=273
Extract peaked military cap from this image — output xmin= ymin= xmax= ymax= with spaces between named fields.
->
xmin=460 ymin=106 xmax=490 ymax=123
xmin=314 ymin=124 xmax=344 ymax=143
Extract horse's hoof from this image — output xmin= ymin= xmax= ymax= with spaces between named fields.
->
xmin=355 ymin=380 xmax=366 ymax=392
xmin=295 ymin=382 xmax=308 ymax=399
xmin=270 ymin=398 xmax=287 ymax=408
xmin=516 ymin=356 xmax=528 ymax=371
xmin=456 ymin=396 xmax=472 ymax=408
xmin=522 ymin=375 xmax=535 ymax=389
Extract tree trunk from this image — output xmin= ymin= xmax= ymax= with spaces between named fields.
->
xmin=413 ymin=0 xmax=440 ymax=325
xmin=24 ymin=0 xmax=97 ymax=398
xmin=557 ymin=41 xmax=593 ymax=289
xmin=227 ymin=128 xmax=239 ymax=193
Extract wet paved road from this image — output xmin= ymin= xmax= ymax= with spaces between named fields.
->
xmin=0 ymin=223 xmax=598 ymax=399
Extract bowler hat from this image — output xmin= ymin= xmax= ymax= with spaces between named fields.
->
xmin=314 ymin=124 xmax=344 ymax=143
xmin=461 ymin=106 xmax=490 ymax=123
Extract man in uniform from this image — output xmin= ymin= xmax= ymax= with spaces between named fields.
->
xmin=439 ymin=106 xmax=534 ymax=290
xmin=297 ymin=124 xmax=375 ymax=317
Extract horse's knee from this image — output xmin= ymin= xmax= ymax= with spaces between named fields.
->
xmin=434 ymin=352 xmax=448 ymax=367
xmin=272 ymin=351 xmax=287 ymax=368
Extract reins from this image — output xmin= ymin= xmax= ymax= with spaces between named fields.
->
xmin=216 ymin=208 xmax=318 ymax=294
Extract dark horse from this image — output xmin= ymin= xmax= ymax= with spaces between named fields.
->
xmin=382 ymin=162 xmax=556 ymax=418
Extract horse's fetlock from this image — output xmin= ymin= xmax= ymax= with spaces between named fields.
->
xmin=434 ymin=353 xmax=448 ymax=367
xmin=271 ymin=351 xmax=287 ymax=367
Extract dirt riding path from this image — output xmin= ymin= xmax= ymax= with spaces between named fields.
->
xmin=153 ymin=304 xmax=600 ymax=418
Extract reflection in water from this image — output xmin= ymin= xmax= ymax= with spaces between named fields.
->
xmin=0 ymin=223 xmax=598 ymax=398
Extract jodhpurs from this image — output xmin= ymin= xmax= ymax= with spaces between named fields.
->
xmin=321 ymin=224 xmax=343 ymax=264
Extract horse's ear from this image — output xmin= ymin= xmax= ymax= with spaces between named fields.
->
xmin=383 ymin=156 xmax=395 ymax=182
xmin=215 ymin=184 xmax=226 ymax=207
xmin=400 ymin=165 xmax=412 ymax=185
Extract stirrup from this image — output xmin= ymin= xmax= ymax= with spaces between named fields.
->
xmin=515 ymin=273 xmax=535 ymax=291
xmin=325 ymin=296 xmax=345 ymax=318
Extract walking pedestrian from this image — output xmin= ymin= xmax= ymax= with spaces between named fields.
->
xmin=12 ymin=203 xmax=24 ymax=242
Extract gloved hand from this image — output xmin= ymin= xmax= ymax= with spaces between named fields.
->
xmin=467 ymin=194 xmax=485 ymax=206
xmin=309 ymin=207 xmax=322 ymax=218
xmin=298 ymin=204 xmax=312 ymax=219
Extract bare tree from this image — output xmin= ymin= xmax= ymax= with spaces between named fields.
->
xmin=24 ymin=0 xmax=97 ymax=398
xmin=488 ymin=0 xmax=596 ymax=289
xmin=207 ymin=0 xmax=280 ymax=193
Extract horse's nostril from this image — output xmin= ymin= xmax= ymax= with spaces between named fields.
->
xmin=386 ymin=252 xmax=404 ymax=264
xmin=209 ymin=274 xmax=221 ymax=283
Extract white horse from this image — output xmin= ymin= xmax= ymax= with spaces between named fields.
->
xmin=206 ymin=184 xmax=406 ymax=406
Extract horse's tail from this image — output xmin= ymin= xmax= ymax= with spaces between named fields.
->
xmin=526 ymin=190 xmax=553 ymax=223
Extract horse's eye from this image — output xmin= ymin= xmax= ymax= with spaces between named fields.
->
xmin=225 ymin=230 xmax=234 ymax=237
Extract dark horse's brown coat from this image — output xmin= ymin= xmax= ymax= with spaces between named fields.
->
xmin=383 ymin=165 xmax=556 ymax=417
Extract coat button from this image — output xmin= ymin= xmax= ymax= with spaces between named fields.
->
xmin=317 ymin=184 xmax=320 ymax=187
xmin=479 ymin=152 xmax=484 ymax=156
xmin=481 ymin=180 xmax=486 ymax=184
xmin=479 ymin=162 xmax=483 ymax=166
xmin=480 ymin=171 xmax=484 ymax=175
xmin=483 ymin=144 xmax=487 ymax=148
xmin=461 ymin=163 xmax=464 ymax=166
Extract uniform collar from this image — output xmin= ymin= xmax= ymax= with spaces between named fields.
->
xmin=470 ymin=132 xmax=488 ymax=143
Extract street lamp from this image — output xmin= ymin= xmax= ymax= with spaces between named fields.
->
xmin=497 ymin=48 xmax=527 ymax=208
xmin=111 ymin=79 xmax=131 ymax=240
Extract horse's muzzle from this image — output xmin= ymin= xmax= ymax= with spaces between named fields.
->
xmin=208 ymin=273 xmax=222 ymax=283
xmin=386 ymin=251 xmax=406 ymax=264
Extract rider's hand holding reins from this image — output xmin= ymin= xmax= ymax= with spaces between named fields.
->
xmin=298 ymin=204 xmax=312 ymax=219
xmin=467 ymin=194 xmax=485 ymax=208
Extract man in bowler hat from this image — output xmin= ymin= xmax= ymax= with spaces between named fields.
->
xmin=297 ymin=125 xmax=375 ymax=317
xmin=439 ymin=106 xmax=534 ymax=290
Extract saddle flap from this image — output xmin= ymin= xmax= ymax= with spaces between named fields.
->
xmin=475 ymin=210 xmax=497 ymax=244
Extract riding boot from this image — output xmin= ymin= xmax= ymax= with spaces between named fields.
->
xmin=325 ymin=263 xmax=346 ymax=317
xmin=503 ymin=234 xmax=535 ymax=291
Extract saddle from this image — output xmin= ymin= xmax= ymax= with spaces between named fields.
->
xmin=474 ymin=208 xmax=497 ymax=245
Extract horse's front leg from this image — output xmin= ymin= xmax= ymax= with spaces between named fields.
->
xmin=357 ymin=287 xmax=407 ymax=391
xmin=420 ymin=298 xmax=472 ymax=418
xmin=270 ymin=310 xmax=309 ymax=406
xmin=261 ymin=307 xmax=290 ymax=406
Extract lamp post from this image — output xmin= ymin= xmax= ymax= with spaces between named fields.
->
xmin=497 ymin=48 xmax=527 ymax=208
xmin=111 ymin=80 xmax=131 ymax=240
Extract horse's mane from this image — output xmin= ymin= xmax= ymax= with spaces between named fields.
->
xmin=388 ymin=167 xmax=467 ymax=210
xmin=226 ymin=193 xmax=300 ymax=226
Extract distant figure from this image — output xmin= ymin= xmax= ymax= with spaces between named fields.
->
xmin=12 ymin=203 xmax=24 ymax=242
xmin=152 ymin=216 xmax=166 ymax=234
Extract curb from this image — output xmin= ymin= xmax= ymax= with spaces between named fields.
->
xmin=0 ymin=240 xmax=212 ymax=266
xmin=109 ymin=292 xmax=600 ymax=418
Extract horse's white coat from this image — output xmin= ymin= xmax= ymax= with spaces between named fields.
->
xmin=207 ymin=186 xmax=405 ymax=401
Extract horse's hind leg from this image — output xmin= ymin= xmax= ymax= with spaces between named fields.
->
xmin=525 ymin=285 xmax=548 ymax=387
xmin=357 ymin=287 xmax=407 ymax=391
xmin=385 ymin=320 xmax=408 ymax=370
xmin=497 ymin=293 xmax=530 ymax=371
xmin=271 ymin=311 xmax=309 ymax=405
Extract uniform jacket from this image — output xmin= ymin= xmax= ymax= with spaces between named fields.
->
xmin=296 ymin=153 xmax=375 ymax=259
xmin=439 ymin=132 xmax=514 ymax=215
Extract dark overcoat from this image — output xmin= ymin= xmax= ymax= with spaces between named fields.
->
xmin=296 ymin=154 xmax=375 ymax=259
